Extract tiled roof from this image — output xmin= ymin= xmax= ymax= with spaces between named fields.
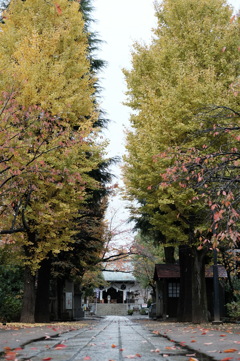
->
xmin=154 ymin=264 xmax=180 ymax=279
xmin=102 ymin=271 xmax=136 ymax=282
xmin=154 ymin=264 xmax=227 ymax=280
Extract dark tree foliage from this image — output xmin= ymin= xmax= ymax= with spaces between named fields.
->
xmin=0 ymin=249 xmax=23 ymax=322
xmin=80 ymin=0 xmax=108 ymax=128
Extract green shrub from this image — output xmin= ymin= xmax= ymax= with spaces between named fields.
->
xmin=0 ymin=295 xmax=22 ymax=322
xmin=127 ymin=309 xmax=134 ymax=315
xmin=226 ymin=301 xmax=240 ymax=321
xmin=0 ymin=264 xmax=23 ymax=322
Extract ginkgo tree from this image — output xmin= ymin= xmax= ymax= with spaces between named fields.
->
xmin=123 ymin=0 xmax=240 ymax=322
xmin=0 ymin=0 xmax=107 ymax=323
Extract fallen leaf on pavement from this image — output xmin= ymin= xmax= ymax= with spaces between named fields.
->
xmin=4 ymin=351 xmax=17 ymax=360
xmin=125 ymin=356 xmax=137 ymax=359
xmin=54 ymin=344 xmax=67 ymax=350
xmin=223 ymin=349 xmax=238 ymax=353
xmin=83 ymin=357 xmax=91 ymax=360
xmin=111 ymin=344 xmax=117 ymax=348
xmin=221 ymin=358 xmax=234 ymax=361
xmin=180 ymin=342 xmax=186 ymax=346
xmin=189 ymin=358 xmax=198 ymax=361
xmin=43 ymin=358 xmax=52 ymax=360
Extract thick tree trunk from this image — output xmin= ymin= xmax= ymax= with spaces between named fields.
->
xmin=57 ymin=278 xmax=64 ymax=320
xmin=178 ymin=245 xmax=193 ymax=322
xmin=191 ymin=247 xmax=208 ymax=323
xmin=164 ymin=246 xmax=175 ymax=263
xmin=35 ymin=258 xmax=51 ymax=323
xmin=20 ymin=265 xmax=36 ymax=323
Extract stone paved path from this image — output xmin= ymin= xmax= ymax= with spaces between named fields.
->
xmin=0 ymin=316 xmax=210 ymax=361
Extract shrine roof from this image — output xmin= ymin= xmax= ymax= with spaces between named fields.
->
xmin=102 ymin=271 xmax=136 ymax=282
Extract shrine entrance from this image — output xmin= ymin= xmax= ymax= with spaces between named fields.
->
xmin=103 ymin=287 xmax=123 ymax=303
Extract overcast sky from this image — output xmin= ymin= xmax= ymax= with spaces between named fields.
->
xmin=91 ymin=0 xmax=240 ymax=230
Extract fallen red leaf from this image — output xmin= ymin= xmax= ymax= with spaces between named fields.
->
xmin=5 ymin=351 xmax=16 ymax=360
xmin=54 ymin=344 xmax=67 ymax=350
xmin=223 ymin=349 xmax=238 ymax=353
xmin=83 ymin=357 xmax=91 ymax=361
xmin=14 ymin=347 xmax=23 ymax=351
xmin=54 ymin=3 xmax=62 ymax=15
xmin=191 ymin=340 xmax=197 ymax=343
xmin=43 ymin=358 xmax=52 ymax=361
xmin=111 ymin=344 xmax=117 ymax=348
xmin=135 ymin=354 xmax=142 ymax=358
xmin=221 ymin=358 xmax=234 ymax=361
xmin=220 ymin=335 xmax=226 ymax=337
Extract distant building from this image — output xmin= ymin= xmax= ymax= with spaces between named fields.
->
xmin=88 ymin=270 xmax=151 ymax=316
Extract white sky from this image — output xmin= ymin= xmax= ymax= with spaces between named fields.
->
xmin=91 ymin=0 xmax=240 ymax=232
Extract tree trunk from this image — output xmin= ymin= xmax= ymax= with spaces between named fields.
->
xmin=191 ymin=247 xmax=208 ymax=323
xmin=20 ymin=265 xmax=36 ymax=323
xmin=56 ymin=278 xmax=65 ymax=320
xmin=164 ymin=246 xmax=175 ymax=263
xmin=178 ymin=245 xmax=193 ymax=322
xmin=35 ymin=258 xmax=51 ymax=322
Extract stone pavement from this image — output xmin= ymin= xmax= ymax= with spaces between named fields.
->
xmin=133 ymin=318 xmax=240 ymax=361
xmin=0 ymin=316 xmax=239 ymax=360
